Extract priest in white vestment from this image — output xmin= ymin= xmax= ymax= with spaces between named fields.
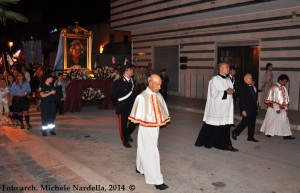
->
xmin=260 ymin=74 xmax=295 ymax=139
xmin=129 ymin=74 xmax=170 ymax=190
xmin=195 ymin=62 xmax=238 ymax=152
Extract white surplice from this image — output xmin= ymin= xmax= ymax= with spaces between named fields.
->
xmin=129 ymin=87 xmax=170 ymax=185
xmin=203 ymin=75 xmax=234 ymax=126
xmin=260 ymin=83 xmax=292 ymax=136
xmin=129 ymin=87 xmax=170 ymax=127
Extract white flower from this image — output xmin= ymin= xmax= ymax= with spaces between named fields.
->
xmin=82 ymin=87 xmax=105 ymax=101
xmin=94 ymin=66 xmax=116 ymax=80
xmin=67 ymin=68 xmax=91 ymax=80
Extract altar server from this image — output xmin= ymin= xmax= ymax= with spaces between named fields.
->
xmin=129 ymin=74 xmax=170 ymax=190
xmin=194 ymin=62 xmax=238 ymax=152
xmin=260 ymin=74 xmax=295 ymax=139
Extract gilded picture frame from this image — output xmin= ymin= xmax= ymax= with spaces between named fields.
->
xmin=61 ymin=24 xmax=93 ymax=70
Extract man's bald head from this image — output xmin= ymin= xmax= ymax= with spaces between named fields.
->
xmin=148 ymin=74 xmax=162 ymax=93
xmin=218 ymin=62 xmax=229 ymax=76
xmin=244 ymin=73 xmax=253 ymax=85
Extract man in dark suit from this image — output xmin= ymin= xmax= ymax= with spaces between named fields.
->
xmin=228 ymin=66 xmax=238 ymax=104
xmin=111 ymin=63 xmax=137 ymax=148
xmin=232 ymin=73 xmax=259 ymax=142
xmin=159 ymin=69 xmax=169 ymax=101
xmin=228 ymin=66 xmax=237 ymax=126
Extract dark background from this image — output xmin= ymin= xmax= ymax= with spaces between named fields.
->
xmin=0 ymin=0 xmax=110 ymax=53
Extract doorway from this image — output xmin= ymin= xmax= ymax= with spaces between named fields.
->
xmin=217 ymin=45 xmax=260 ymax=89
xmin=154 ymin=45 xmax=179 ymax=92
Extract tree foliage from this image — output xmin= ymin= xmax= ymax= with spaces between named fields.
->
xmin=0 ymin=0 xmax=28 ymax=25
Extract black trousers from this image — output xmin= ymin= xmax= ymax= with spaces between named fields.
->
xmin=56 ymin=100 xmax=64 ymax=114
xmin=118 ymin=114 xmax=136 ymax=143
xmin=233 ymin=115 xmax=256 ymax=140
xmin=41 ymin=102 xmax=56 ymax=127
xmin=160 ymin=89 xmax=168 ymax=101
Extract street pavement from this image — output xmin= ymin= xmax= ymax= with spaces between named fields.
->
xmin=0 ymin=95 xmax=300 ymax=193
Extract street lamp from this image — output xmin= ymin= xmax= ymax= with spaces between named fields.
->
xmin=99 ymin=45 xmax=104 ymax=54
xmin=8 ymin=41 xmax=14 ymax=51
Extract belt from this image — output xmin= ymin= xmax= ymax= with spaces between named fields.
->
xmin=118 ymin=91 xmax=132 ymax=102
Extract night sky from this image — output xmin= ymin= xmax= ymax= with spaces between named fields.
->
xmin=1 ymin=0 xmax=110 ymax=52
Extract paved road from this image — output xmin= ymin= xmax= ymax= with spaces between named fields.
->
xmin=1 ymin=102 xmax=300 ymax=193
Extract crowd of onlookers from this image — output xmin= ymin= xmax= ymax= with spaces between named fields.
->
xmin=0 ymin=64 xmax=67 ymax=129
xmin=0 ymin=63 xmax=170 ymax=129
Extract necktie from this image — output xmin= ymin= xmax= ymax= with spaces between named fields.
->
xmin=249 ymin=85 xmax=256 ymax=99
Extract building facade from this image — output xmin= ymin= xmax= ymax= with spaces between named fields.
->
xmin=85 ymin=21 xmax=131 ymax=54
xmin=111 ymin=0 xmax=300 ymax=110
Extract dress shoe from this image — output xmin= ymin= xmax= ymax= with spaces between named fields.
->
xmin=50 ymin=131 xmax=56 ymax=135
xmin=283 ymin=136 xmax=296 ymax=140
xmin=204 ymin=145 xmax=212 ymax=149
xmin=266 ymin=135 xmax=272 ymax=138
xmin=247 ymin=138 xmax=259 ymax=142
xmin=128 ymin=136 xmax=133 ymax=143
xmin=40 ymin=130 xmax=47 ymax=136
xmin=225 ymin=146 xmax=238 ymax=152
xmin=123 ymin=141 xmax=132 ymax=148
xmin=232 ymin=131 xmax=237 ymax=140
xmin=154 ymin=183 xmax=169 ymax=190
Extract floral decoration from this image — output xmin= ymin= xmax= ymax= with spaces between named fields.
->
xmin=66 ymin=66 xmax=119 ymax=80
xmin=82 ymin=87 xmax=105 ymax=101
xmin=66 ymin=68 xmax=90 ymax=80
xmin=93 ymin=66 xmax=117 ymax=80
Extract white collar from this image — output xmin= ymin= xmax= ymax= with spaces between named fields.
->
xmin=146 ymin=87 xmax=157 ymax=95
xmin=123 ymin=76 xmax=130 ymax=81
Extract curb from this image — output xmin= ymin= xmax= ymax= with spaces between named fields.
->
xmin=168 ymin=105 xmax=300 ymax=131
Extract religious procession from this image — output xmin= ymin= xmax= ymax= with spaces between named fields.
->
xmin=1 ymin=1 xmax=300 ymax=192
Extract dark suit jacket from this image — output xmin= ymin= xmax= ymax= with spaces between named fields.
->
xmin=111 ymin=76 xmax=137 ymax=115
xmin=238 ymin=83 xmax=258 ymax=117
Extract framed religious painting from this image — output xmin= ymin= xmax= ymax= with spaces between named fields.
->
xmin=61 ymin=23 xmax=93 ymax=70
